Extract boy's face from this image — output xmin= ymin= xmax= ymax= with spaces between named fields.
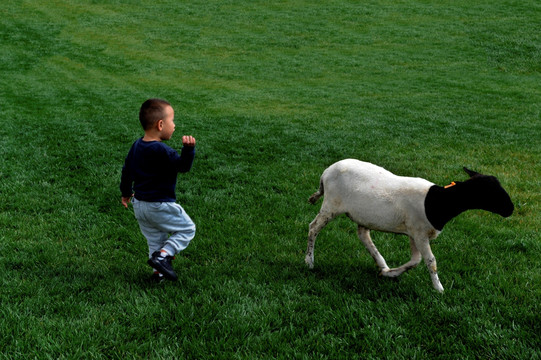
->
xmin=160 ymin=105 xmax=175 ymax=140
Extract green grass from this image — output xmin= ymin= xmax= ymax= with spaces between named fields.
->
xmin=1 ymin=0 xmax=540 ymax=358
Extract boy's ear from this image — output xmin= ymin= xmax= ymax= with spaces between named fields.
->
xmin=156 ymin=119 xmax=164 ymax=131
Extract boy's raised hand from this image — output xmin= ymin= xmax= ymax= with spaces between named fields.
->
xmin=182 ymin=135 xmax=196 ymax=147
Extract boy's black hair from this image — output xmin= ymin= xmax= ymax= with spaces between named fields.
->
xmin=139 ymin=98 xmax=171 ymax=130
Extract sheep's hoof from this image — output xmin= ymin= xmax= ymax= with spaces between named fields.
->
xmin=378 ymin=268 xmax=391 ymax=277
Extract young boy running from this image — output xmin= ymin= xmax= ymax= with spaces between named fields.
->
xmin=120 ymin=98 xmax=196 ymax=281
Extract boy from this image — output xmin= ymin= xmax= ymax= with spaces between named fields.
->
xmin=120 ymin=98 xmax=196 ymax=282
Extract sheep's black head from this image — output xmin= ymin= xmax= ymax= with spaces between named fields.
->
xmin=463 ymin=167 xmax=514 ymax=217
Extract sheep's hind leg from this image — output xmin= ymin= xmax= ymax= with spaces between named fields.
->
xmin=357 ymin=226 xmax=390 ymax=274
xmin=306 ymin=211 xmax=336 ymax=269
xmin=383 ymin=236 xmax=422 ymax=278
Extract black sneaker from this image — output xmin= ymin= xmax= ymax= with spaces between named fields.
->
xmin=147 ymin=251 xmax=178 ymax=281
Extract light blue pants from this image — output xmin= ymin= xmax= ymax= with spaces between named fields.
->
xmin=132 ymin=198 xmax=195 ymax=258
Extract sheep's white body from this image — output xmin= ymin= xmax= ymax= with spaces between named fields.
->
xmin=306 ymin=159 xmax=444 ymax=291
xmin=321 ymin=160 xmax=436 ymax=236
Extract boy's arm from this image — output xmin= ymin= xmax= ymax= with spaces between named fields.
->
xmin=120 ymin=153 xmax=134 ymax=208
xmin=177 ymin=136 xmax=196 ymax=173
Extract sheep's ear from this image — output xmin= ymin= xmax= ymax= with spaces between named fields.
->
xmin=463 ymin=167 xmax=480 ymax=178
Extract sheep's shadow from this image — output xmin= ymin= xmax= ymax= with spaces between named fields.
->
xmin=247 ymin=255 xmax=423 ymax=301
xmin=301 ymin=262 xmax=420 ymax=298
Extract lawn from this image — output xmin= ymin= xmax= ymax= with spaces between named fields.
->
xmin=1 ymin=0 xmax=540 ymax=358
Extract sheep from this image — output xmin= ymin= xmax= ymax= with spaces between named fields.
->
xmin=305 ymin=159 xmax=514 ymax=293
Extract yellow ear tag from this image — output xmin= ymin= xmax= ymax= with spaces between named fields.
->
xmin=444 ymin=181 xmax=456 ymax=189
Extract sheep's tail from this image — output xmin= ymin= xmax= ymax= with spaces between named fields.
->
xmin=308 ymin=178 xmax=324 ymax=204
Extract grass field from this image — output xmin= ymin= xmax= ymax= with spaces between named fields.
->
xmin=1 ymin=0 xmax=540 ymax=358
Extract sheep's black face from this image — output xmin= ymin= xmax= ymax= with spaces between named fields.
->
xmin=469 ymin=175 xmax=514 ymax=217
xmin=425 ymin=169 xmax=513 ymax=231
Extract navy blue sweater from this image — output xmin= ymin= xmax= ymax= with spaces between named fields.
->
xmin=120 ymin=138 xmax=195 ymax=202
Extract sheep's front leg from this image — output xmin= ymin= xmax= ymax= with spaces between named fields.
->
xmin=383 ymin=236 xmax=422 ymax=277
xmin=414 ymin=237 xmax=444 ymax=293
xmin=357 ymin=226 xmax=390 ymax=274
xmin=306 ymin=211 xmax=336 ymax=268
